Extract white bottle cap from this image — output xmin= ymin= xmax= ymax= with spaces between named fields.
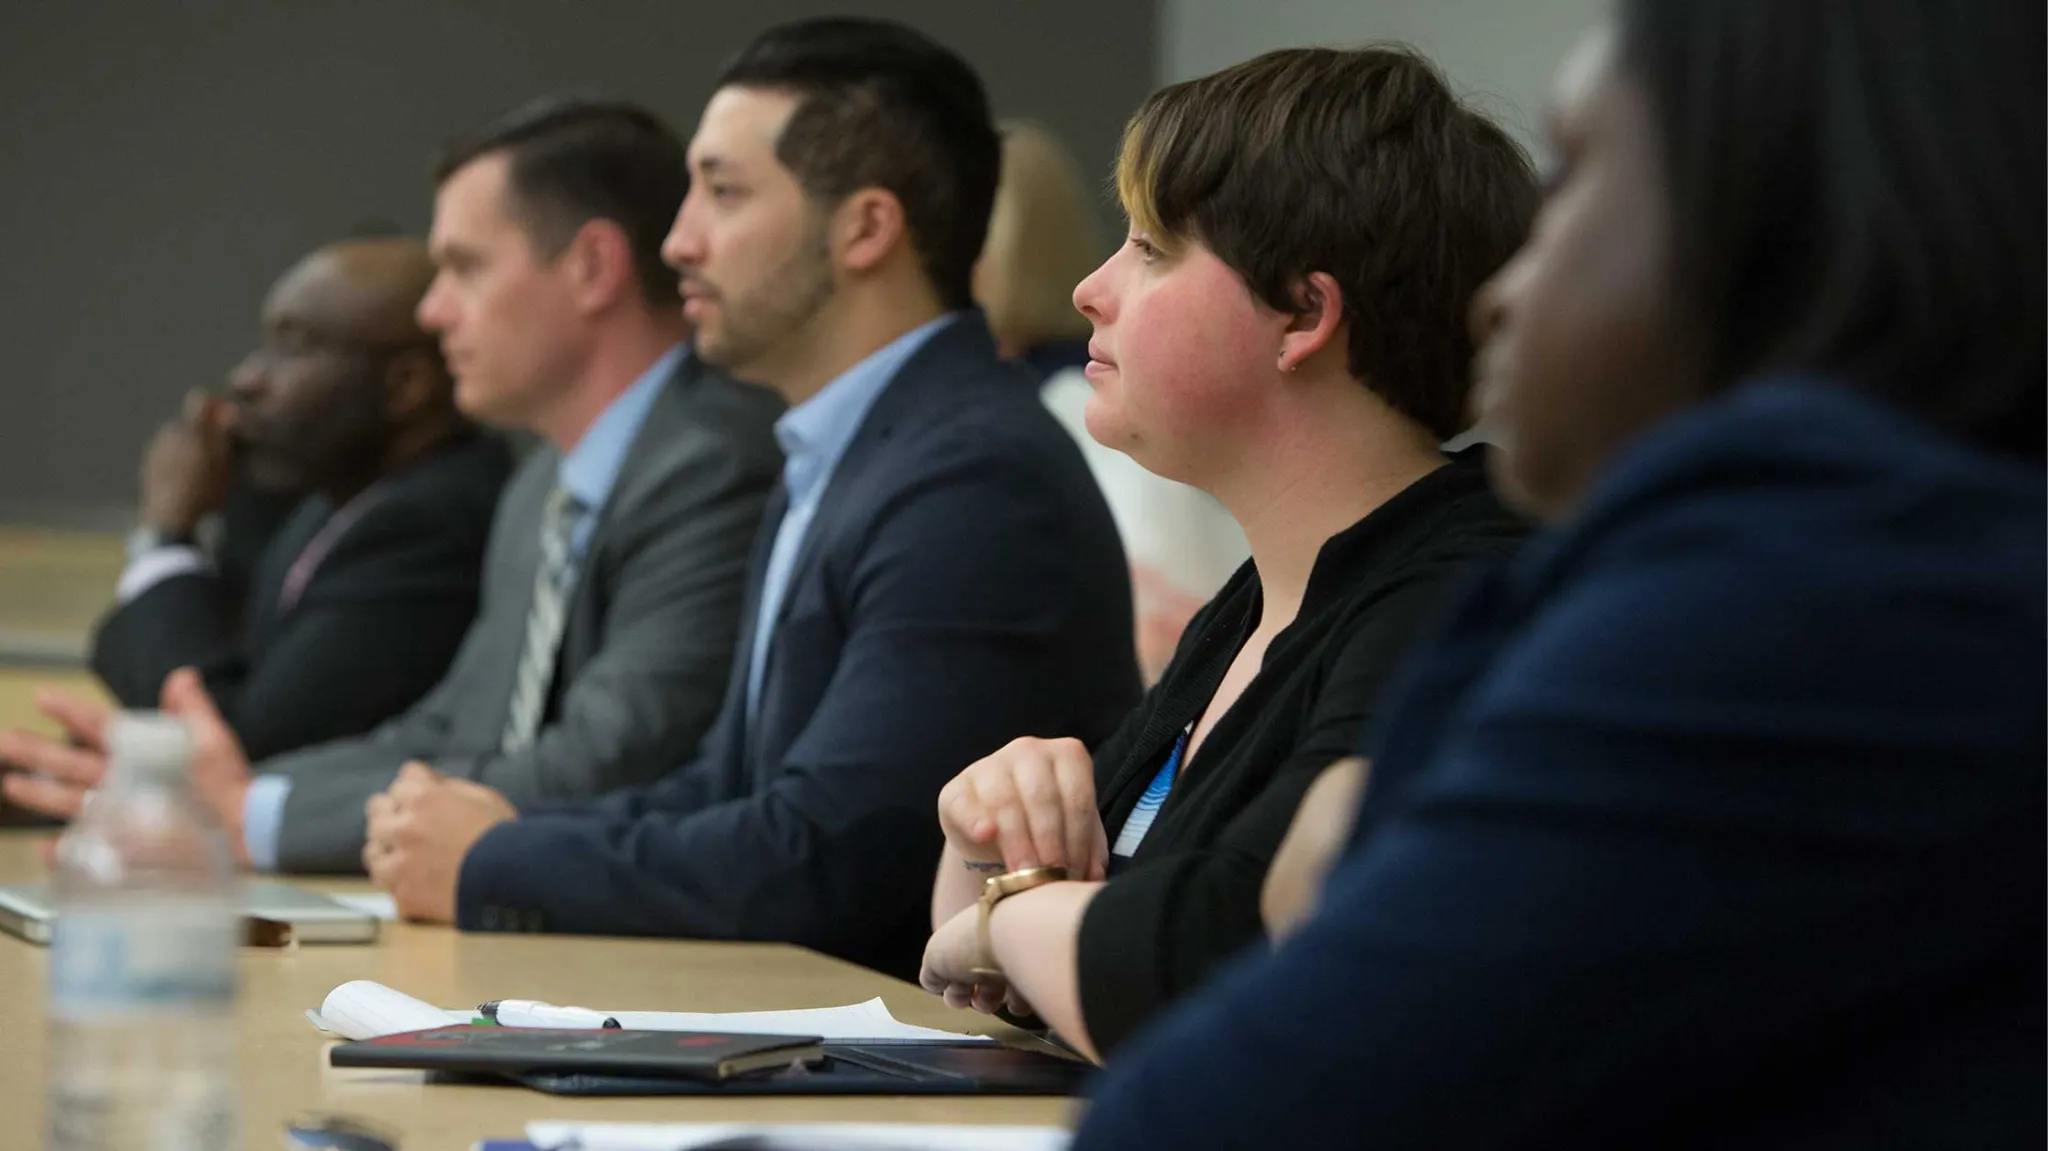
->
xmin=106 ymin=712 xmax=193 ymax=779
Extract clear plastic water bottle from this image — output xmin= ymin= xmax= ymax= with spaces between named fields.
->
xmin=47 ymin=713 xmax=238 ymax=1151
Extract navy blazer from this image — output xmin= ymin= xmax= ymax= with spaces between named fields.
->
xmin=1073 ymin=381 xmax=2045 ymax=1149
xmin=457 ymin=315 xmax=1142 ymax=979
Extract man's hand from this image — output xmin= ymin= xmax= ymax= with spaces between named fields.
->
xmin=0 ymin=670 xmax=256 ymax=865
xmin=140 ymin=390 xmax=236 ymax=535
xmin=0 ymin=688 xmax=117 ymax=819
xmin=919 ymin=904 xmax=1035 ymax=1017
xmin=937 ymin=737 xmax=1107 ymax=879
xmin=159 ymin=669 xmax=255 ymax=865
xmin=363 ymin=762 xmax=516 ymax=925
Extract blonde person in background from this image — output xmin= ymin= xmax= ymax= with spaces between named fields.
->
xmin=976 ymin=120 xmax=1246 ymax=682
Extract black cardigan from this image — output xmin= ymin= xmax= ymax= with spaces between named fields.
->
xmin=1075 ymin=453 xmax=1526 ymax=1053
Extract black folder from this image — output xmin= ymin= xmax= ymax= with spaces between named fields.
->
xmin=329 ymin=1025 xmax=1092 ymax=1096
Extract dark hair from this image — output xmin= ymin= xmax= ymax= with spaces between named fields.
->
xmin=435 ymin=96 xmax=688 ymax=307
xmin=1118 ymin=45 xmax=1538 ymax=440
xmin=715 ymin=17 xmax=1000 ymax=311
xmin=1620 ymin=0 xmax=2045 ymax=460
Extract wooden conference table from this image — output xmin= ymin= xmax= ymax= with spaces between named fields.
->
xmin=0 ymin=524 xmax=122 ymax=667
xmin=0 ymin=668 xmax=101 ymax=736
xmin=0 ymin=835 xmax=1077 ymax=1148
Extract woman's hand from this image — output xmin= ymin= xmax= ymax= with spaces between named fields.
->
xmin=919 ymin=904 xmax=1037 ymax=1017
xmin=937 ymin=736 xmax=1108 ymax=880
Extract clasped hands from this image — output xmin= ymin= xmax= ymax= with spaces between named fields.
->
xmin=919 ymin=736 xmax=1106 ymax=1017
xmin=362 ymin=762 xmax=515 ymax=924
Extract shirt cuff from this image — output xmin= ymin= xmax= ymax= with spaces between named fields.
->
xmin=242 ymin=774 xmax=291 ymax=873
xmin=116 ymin=545 xmax=209 ymax=603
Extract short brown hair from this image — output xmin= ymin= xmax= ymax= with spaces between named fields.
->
xmin=717 ymin=17 xmax=1000 ymax=313
xmin=437 ymin=96 xmax=688 ymax=308
xmin=1118 ymin=46 xmax=1537 ymax=438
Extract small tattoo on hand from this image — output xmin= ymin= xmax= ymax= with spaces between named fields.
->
xmin=964 ymin=860 xmax=1005 ymax=873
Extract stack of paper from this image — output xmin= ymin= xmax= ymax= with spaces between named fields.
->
xmin=308 ymin=981 xmax=992 ymax=1043
xmin=309 ymin=980 xmax=457 ymax=1038
xmin=520 ymin=1121 xmax=1070 ymax=1150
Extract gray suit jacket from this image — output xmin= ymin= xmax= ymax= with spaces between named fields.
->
xmin=267 ymin=353 xmax=784 ymax=872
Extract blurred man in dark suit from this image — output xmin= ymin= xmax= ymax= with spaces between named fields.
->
xmin=92 ymin=237 xmax=511 ymax=761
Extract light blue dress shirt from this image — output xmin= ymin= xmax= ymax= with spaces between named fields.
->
xmin=241 ymin=345 xmax=685 ymax=872
xmin=743 ymin=314 xmax=957 ymax=725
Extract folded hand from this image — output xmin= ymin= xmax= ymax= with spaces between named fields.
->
xmin=363 ymin=762 xmax=516 ymax=924
xmin=937 ymin=736 xmax=1107 ymax=879
xmin=918 ymin=904 xmax=1036 ymax=1017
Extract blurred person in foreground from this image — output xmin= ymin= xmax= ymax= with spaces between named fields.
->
xmin=1074 ymin=1 xmax=2045 ymax=1146
xmin=355 ymin=18 xmax=1139 ymax=979
xmin=74 ymin=238 xmax=511 ymax=763
xmin=1 ymin=99 xmax=783 ymax=877
xmin=977 ymin=119 xmax=1245 ymax=682
xmin=918 ymin=46 xmax=1533 ymax=1060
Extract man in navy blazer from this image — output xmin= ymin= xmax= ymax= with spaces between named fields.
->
xmin=361 ymin=17 xmax=1141 ymax=979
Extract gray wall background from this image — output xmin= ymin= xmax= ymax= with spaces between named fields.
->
xmin=1160 ymin=0 xmax=1607 ymax=153
xmin=0 ymin=1 xmax=1156 ymax=523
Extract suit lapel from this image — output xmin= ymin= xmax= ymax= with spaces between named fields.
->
xmin=479 ymin=457 xmax=556 ymax=724
xmin=760 ymin=315 xmax=1000 ymax=642
xmin=498 ymin=456 xmax=554 ymax=616
xmin=728 ymin=482 xmax=790 ymax=694
xmin=583 ymin=354 xmax=699 ymax=549
xmin=724 ymin=480 xmax=790 ymax=773
xmin=555 ymin=355 xmax=697 ymax=676
xmin=247 ymin=500 xmax=330 ymax=642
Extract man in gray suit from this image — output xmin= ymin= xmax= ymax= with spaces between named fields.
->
xmin=1 ymin=98 xmax=782 ymax=873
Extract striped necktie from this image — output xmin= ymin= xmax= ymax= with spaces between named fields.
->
xmin=500 ymin=485 xmax=584 ymax=754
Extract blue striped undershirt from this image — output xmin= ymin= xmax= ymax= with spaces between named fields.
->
xmin=1111 ymin=724 xmax=1194 ymax=859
